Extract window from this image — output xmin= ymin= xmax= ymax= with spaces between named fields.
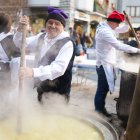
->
xmin=126 ymin=6 xmax=140 ymax=17
xmin=131 ymin=7 xmax=135 ymax=16
xmin=136 ymin=7 xmax=140 ymax=17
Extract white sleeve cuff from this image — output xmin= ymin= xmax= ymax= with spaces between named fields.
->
xmin=33 ymin=68 xmax=41 ymax=78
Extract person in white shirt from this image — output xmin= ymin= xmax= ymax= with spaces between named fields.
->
xmin=94 ymin=10 xmax=140 ymax=117
xmin=13 ymin=7 xmax=75 ymax=103
xmin=0 ymin=12 xmax=21 ymax=119
xmin=0 ymin=12 xmax=21 ymax=90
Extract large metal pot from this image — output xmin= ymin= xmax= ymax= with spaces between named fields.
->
xmin=0 ymin=76 xmax=119 ymax=140
xmin=77 ymin=112 xmax=119 ymax=140
xmin=116 ymin=62 xmax=139 ymax=123
xmin=0 ymin=110 xmax=118 ymax=140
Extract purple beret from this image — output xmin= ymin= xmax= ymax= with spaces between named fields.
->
xmin=46 ymin=7 xmax=68 ymax=27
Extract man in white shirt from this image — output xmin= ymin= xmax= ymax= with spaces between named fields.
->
xmin=13 ymin=7 xmax=75 ymax=103
xmin=94 ymin=10 xmax=140 ymax=117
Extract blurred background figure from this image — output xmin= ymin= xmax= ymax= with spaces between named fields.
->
xmin=83 ymin=31 xmax=93 ymax=48
xmin=74 ymin=32 xmax=84 ymax=56
xmin=126 ymin=27 xmax=140 ymax=48
xmin=0 ymin=12 xmax=21 ymax=88
xmin=68 ymin=27 xmax=85 ymax=56
xmin=0 ymin=12 xmax=21 ymax=119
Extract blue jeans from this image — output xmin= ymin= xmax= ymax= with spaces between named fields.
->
xmin=94 ymin=65 xmax=109 ymax=111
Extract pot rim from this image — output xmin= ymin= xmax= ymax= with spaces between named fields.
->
xmin=47 ymin=111 xmax=119 ymax=140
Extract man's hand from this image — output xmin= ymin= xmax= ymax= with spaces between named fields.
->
xmin=17 ymin=15 xmax=29 ymax=32
xmin=19 ymin=67 xmax=33 ymax=78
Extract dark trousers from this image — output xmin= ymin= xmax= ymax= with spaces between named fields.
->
xmin=94 ymin=65 xmax=109 ymax=111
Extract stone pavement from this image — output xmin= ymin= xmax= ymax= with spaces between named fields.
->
xmin=71 ymin=72 xmax=119 ymax=114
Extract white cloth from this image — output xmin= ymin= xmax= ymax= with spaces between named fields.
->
xmin=102 ymin=64 xmax=115 ymax=92
xmin=13 ymin=31 xmax=73 ymax=81
xmin=95 ymin=21 xmax=139 ymax=93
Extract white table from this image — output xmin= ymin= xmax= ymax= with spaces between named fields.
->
xmin=73 ymin=55 xmax=96 ymax=84
xmin=74 ymin=55 xmax=96 ymax=67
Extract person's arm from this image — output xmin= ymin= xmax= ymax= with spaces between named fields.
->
xmin=13 ymin=32 xmax=42 ymax=52
xmin=13 ymin=15 xmax=41 ymax=52
xmin=115 ymin=24 xmax=129 ymax=34
xmin=115 ymin=16 xmax=130 ymax=33
xmin=33 ymin=41 xmax=73 ymax=81
xmin=101 ymin=29 xmax=139 ymax=53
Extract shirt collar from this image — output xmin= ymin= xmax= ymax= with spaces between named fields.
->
xmin=44 ymin=31 xmax=69 ymax=43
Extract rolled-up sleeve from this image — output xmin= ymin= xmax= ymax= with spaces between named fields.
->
xmin=101 ymin=30 xmax=138 ymax=53
xmin=115 ymin=24 xmax=129 ymax=33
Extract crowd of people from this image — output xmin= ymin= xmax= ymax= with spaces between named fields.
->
xmin=0 ymin=7 xmax=140 ymax=134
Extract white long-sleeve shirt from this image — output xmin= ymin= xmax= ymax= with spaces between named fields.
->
xmin=95 ymin=21 xmax=139 ymax=92
xmin=95 ymin=21 xmax=138 ymax=66
xmin=13 ymin=31 xmax=73 ymax=81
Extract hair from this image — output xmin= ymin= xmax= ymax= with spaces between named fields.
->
xmin=136 ymin=27 xmax=140 ymax=32
xmin=107 ymin=18 xmax=121 ymax=23
xmin=0 ymin=12 xmax=11 ymax=33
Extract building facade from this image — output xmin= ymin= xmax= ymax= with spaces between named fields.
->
xmin=117 ymin=0 xmax=140 ymax=28
xmin=0 ymin=0 xmax=117 ymax=35
xmin=0 ymin=0 xmax=27 ymax=23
